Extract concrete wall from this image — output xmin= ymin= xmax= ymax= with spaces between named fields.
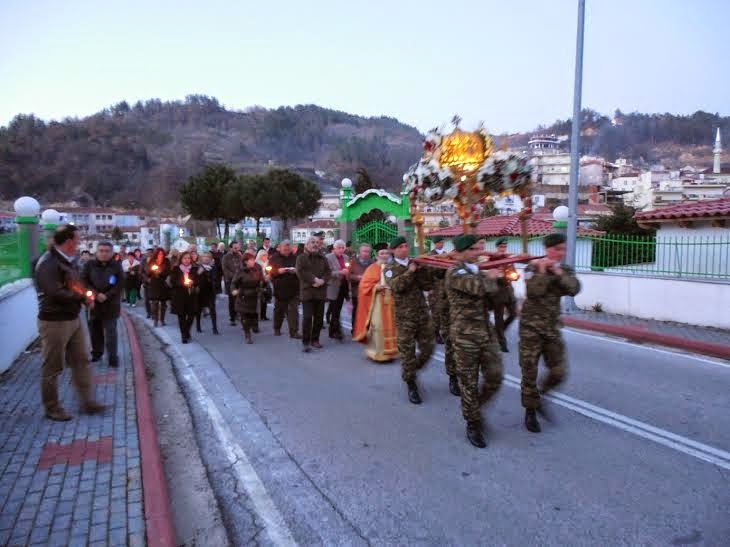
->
xmin=511 ymin=266 xmax=730 ymax=329
xmin=0 ymin=279 xmax=38 ymax=373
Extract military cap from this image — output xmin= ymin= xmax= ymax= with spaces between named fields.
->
xmin=495 ymin=237 xmax=508 ymax=246
xmin=453 ymin=234 xmax=478 ymax=252
xmin=431 ymin=235 xmax=444 ymax=243
xmin=389 ymin=236 xmax=408 ymax=249
xmin=544 ymin=232 xmax=567 ymax=248
xmin=312 ymin=231 xmax=326 ymax=238
xmin=374 ymin=242 xmax=389 ymax=251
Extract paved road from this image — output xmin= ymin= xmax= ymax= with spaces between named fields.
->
xmin=135 ymin=300 xmax=730 ymax=546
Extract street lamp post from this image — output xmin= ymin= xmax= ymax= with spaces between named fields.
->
xmin=552 ymin=205 xmax=569 ymax=234
xmin=14 ymin=196 xmax=41 ymax=278
xmin=565 ymin=0 xmax=586 ymax=313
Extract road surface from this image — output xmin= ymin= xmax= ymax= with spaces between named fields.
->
xmin=133 ymin=301 xmax=730 ymax=546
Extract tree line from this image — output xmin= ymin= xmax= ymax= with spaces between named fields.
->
xmin=179 ymin=165 xmax=322 ymax=239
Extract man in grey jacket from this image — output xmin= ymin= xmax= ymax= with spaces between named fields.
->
xmin=34 ymin=225 xmax=105 ymax=421
xmin=325 ymin=240 xmax=350 ymax=341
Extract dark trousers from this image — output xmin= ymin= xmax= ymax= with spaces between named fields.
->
xmin=274 ymin=296 xmax=299 ymax=335
xmin=260 ymin=291 xmax=270 ymax=319
xmin=196 ymin=296 xmax=218 ymax=332
xmin=302 ymin=299 xmax=325 ymax=346
xmin=350 ymin=294 xmax=359 ymax=333
xmin=226 ymin=285 xmax=237 ymax=323
xmin=494 ymin=300 xmax=517 ymax=347
xmin=328 ymin=284 xmax=348 ymax=338
xmin=178 ymin=313 xmax=194 ymax=341
xmin=89 ymin=318 xmax=119 ymax=365
xmin=144 ymin=284 xmax=151 ymax=317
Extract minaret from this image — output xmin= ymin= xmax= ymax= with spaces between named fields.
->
xmin=713 ymin=128 xmax=722 ymax=174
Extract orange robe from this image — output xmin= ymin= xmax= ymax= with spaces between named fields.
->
xmin=353 ymin=262 xmax=398 ymax=362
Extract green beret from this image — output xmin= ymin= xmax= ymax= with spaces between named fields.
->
xmin=544 ymin=233 xmax=567 ymax=248
xmin=453 ymin=234 xmax=478 ymax=252
xmin=389 ymin=236 xmax=407 ymax=250
xmin=495 ymin=237 xmax=508 ymax=246
xmin=431 ymin=235 xmax=444 ymax=243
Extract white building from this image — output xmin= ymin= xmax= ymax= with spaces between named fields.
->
xmin=290 ymin=219 xmax=338 ymax=245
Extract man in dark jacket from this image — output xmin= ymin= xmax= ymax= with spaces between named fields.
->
xmin=295 ymin=236 xmax=331 ymax=352
xmin=82 ymin=241 xmax=125 ymax=367
xmin=269 ymin=240 xmax=300 ymax=338
xmin=221 ymin=241 xmax=244 ymax=325
xmin=34 ymin=224 xmax=105 ymax=421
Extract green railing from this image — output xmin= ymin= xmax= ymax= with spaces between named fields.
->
xmin=352 ymin=221 xmax=397 ymax=250
xmin=576 ymin=234 xmax=730 ymax=280
xmin=0 ymin=232 xmax=24 ymax=288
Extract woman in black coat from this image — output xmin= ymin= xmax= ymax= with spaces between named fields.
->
xmin=145 ymin=248 xmax=171 ymax=327
xmin=195 ymin=252 xmax=219 ymax=335
xmin=231 ymin=252 xmax=263 ymax=344
xmin=169 ymin=251 xmax=199 ymax=343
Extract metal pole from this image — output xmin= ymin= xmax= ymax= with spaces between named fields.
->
xmin=564 ymin=0 xmax=585 ymax=313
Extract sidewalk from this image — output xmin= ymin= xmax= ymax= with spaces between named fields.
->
xmin=562 ymin=310 xmax=730 ymax=360
xmin=0 ymin=316 xmax=172 ymax=547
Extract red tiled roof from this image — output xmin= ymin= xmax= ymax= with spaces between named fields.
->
xmin=634 ymin=198 xmax=730 ymax=222
xmin=292 ymin=219 xmax=338 ymax=229
xmin=427 ymin=214 xmax=603 ymax=237
xmin=0 ymin=210 xmax=14 ymax=218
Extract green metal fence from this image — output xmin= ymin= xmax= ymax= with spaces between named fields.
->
xmin=574 ymin=234 xmax=730 ymax=280
xmin=0 ymin=232 xmax=24 ymax=287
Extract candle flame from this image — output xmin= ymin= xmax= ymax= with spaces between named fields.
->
xmin=151 ymin=264 xmax=159 ymax=271
xmin=86 ymin=290 xmax=93 ymax=298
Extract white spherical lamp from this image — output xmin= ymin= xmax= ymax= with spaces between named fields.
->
xmin=14 ymin=196 xmax=41 ymax=218
xmin=41 ymin=209 xmax=61 ymax=225
xmin=552 ymin=205 xmax=569 ymax=222
xmin=341 ymin=178 xmax=353 ymax=189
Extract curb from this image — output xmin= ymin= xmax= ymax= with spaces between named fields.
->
xmin=562 ymin=316 xmax=730 ymax=360
xmin=121 ymin=312 xmax=176 ymax=547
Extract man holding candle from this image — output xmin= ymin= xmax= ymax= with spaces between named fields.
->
xmin=269 ymin=240 xmax=301 ymax=338
xmin=325 ymin=240 xmax=350 ymax=341
xmin=34 ymin=224 xmax=105 ymax=421
xmin=82 ymin=241 xmax=124 ymax=367
xmin=296 ymin=236 xmax=331 ymax=352
xmin=222 ymin=241 xmax=244 ymax=326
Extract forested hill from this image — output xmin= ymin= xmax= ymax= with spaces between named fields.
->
xmin=1 ymin=96 xmax=727 ymax=210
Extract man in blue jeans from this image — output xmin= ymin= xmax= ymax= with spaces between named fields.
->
xmin=82 ymin=241 xmax=124 ymax=367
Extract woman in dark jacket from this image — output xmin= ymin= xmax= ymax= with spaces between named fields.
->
xmin=169 ymin=251 xmax=199 ymax=343
xmin=231 ymin=252 xmax=263 ymax=344
xmin=146 ymin=248 xmax=171 ymax=327
xmin=195 ymin=252 xmax=219 ymax=335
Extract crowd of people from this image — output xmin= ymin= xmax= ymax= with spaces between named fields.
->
xmin=33 ymin=224 xmax=580 ymax=449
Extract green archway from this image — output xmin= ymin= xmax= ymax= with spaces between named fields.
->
xmin=337 ymin=183 xmax=413 ymax=250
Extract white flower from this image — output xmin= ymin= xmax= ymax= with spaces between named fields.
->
xmin=444 ymin=186 xmax=458 ymax=199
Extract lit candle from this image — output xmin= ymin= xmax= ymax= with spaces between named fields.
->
xmin=86 ymin=290 xmax=94 ymax=298
xmin=265 ymin=265 xmax=272 ymax=273
xmin=344 ymin=261 xmax=350 ymax=269
xmin=151 ymin=264 xmax=159 ymax=272
xmin=184 ymin=274 xmax=192 ymax=287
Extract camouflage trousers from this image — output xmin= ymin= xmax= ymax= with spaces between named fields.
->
xmin=453 ymin=335 xmax=503 ymax=423
xmin=396 ymin=316 xmax=435 ymax=383
xmin=518 ymin=327 xmax=567 ymax=409
xmin=428 ymin=289 xmax=447 ymax=339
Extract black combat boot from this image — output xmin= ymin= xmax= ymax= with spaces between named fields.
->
xmin=536 ymin=401 xmax=553 ymax=422
xmin=448 ymin=375 xmax=461 ymax=396
xmin=466 ymin=421 xmax=486 ymax=448
xmin=435 ymin=332 xmax=444 ymax=345
xmin=499 ymin=341 xmax=509 ymax=353
xmin=407 ymin=380 xmax=422 ymax=405
xmin=525 ymin=409 xmax=541 ymax=433
xmin=212 ymin=317 xmax=219 ymax=335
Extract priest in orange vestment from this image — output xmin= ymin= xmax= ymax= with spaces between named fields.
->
xmin=353 ymin=246 xmax=398 ymax=362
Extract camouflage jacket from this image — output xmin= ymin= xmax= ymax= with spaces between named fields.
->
xmin=520 ymin=263 xmax=581 ymax=332
xmin=385 ymin=260 xmax=432 ymax=321
xmin=444 ymin=261 xmax=499 ymax=338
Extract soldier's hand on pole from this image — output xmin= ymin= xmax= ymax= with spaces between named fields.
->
xmin=408 ymin=262 xmax=418 ymax=273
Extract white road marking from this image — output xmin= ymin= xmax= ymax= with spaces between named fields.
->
xmin=154 ymin=325 xmax=298 ymax=546
xmin=428 ymin=348 xmax=730 ymax=471
xmin=563 ymin=327 xmax=730 ymax=369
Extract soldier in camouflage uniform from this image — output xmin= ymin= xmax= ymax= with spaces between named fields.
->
xmin=444 ymin=235 xmax=504 ymax=448
xmin=519 ymin=232 xmax=581 ymax=433
xmin=385 ymin=236 xmax=434 ymax=405
xmin=426 ymin=236 xmax=460 ymax=396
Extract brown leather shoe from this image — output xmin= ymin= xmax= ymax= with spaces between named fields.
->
xmin=45 ymin=408 xmax=73 ymax=421
xmin=82 ymin=401 xmax=106 ymax=415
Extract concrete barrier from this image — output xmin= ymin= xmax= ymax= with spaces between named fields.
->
xmin=512 ymin=266 xmax=730 ymax=329
xmin=0 ymin=279 xmax=38 ymax=373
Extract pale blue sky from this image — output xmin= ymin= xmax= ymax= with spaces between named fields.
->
xmin=1 ymin=0 xmax=728 ymax=134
